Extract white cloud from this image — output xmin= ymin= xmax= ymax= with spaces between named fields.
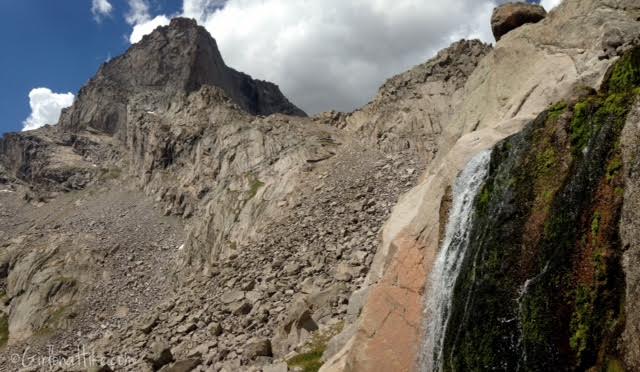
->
xmin=128 ymin=0 xmax=518 ymax=113
xmin=129 ymin=15 xmax=171 ymax=43
xmin=22 ymin=88 xmax=74 ymax=131
xmin=91 ymin=0 xmax=113 ymax=21
xmin=126 ymin=0 xmax=151 ymax=25
xmin=541 ymin=0 xmax=563 ymax=10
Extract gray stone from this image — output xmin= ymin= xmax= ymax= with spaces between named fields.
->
xmin=207 ymin=322 xmax=223 ymax=336
xmin=220 ymin=290 xmax=245 ymax=304
xmin=244 ymin=339 xmax=273 ymax=359
xmin=230 ymin=301 xmax=253 ymax=315
xmin=158 ymin=358 xmax=202 ymax=372
xmin=145 ymin=341 xmax=174 ymax=370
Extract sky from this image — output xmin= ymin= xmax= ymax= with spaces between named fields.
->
xmin=0 ymin=0 xmax=562 ymax=135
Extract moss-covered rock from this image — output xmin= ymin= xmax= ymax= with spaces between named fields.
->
xmin=437 ymin=47 xmax=640 ymax=371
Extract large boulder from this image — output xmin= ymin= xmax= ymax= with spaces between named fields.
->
xmin=491 ymin=2 xmax=546 ymax=41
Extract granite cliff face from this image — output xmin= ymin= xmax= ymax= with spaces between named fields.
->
xmin=59 ymin=18 xmax=305 ymax=137
xmin=1 ymin=1 xmax=640 ymax=372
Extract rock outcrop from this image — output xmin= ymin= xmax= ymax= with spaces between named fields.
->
xmin=491 ymin=2 xmax=546 ymax=41
xmin=320 ymin=40 xmax=492 ymax=158
xmin=58 ymin=18 xmax=305 ymax=138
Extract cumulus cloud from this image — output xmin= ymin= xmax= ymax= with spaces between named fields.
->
xmin=130 ymin=0 xmax=520 ymax=113
xmin=22 ymin=88 xmax=74 ymax=131
xmin=541 ymin=0 xmax=563 ymax=10
xmin=91 ymin=0 xmax=113 ymax=21
xmin=130 ymin=15 xmax=171 ymax=43
xmin=126 ymin=0 xmax=171 ymax=43
xmin=125 ymin=0 xmax=151 ymax=25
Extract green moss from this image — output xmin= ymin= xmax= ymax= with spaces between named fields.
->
xmin=606 ymin=358 xmax=625 ymax=372
xmin=591 ymin=212 xmax=601 ymax=238
xmin=536 ymin=147 xmax=557 ymax=173
xmin=477 ymin=185 xmax=492 ymax=211
xmin=606 ymin=156 xmax=623 ymax=182
xmin=547 ymin=101 xmax=567 ymax=122
xmin=570 ymin=286 xmax=594 ymax=360
xmin=249 ymin=179 xmax=265 ymax=199
xmin=0 ymin=313 xmax=8 ymax=348
xmin=570 ymin=100 xmax=596 ymax=153
xmin=287 ymin=347 xmax=324 ymax=372
xmin=441 ymin=47 xmax=640 ymax=372
xmin=608 ymin=47 xmax=640 ymax=93
xmin=287 ymin=323 xmax=343 ymax=372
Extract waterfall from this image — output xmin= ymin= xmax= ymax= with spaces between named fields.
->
xmin=421 ymin=150 xmax=491 ymax=372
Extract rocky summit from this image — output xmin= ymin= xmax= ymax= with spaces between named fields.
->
xmin=2 ymin=1 xmax=640 ymax=371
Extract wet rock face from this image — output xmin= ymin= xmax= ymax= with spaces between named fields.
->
xmin=438 ymin=50 xmax=640 ymax=371
xmin=58 ymin=17 xmax=305 ymax=137
xmin=491 ymin=2 xmax=546 ymax=41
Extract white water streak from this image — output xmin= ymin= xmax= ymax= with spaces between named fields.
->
xmin=421 ymin=150 xmax=491 ymax=371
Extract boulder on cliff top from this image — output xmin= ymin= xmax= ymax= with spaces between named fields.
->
xmin=491 ymin=2 xmax=547 ymax=41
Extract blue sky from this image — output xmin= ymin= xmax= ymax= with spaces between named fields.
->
xmin=0 ymin=1 xmax=181 ymax=134
xmin=0 ymin=0 xmax=547 ymax=135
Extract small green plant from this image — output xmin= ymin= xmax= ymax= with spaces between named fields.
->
xmin=287 ymin=323 xmax=344 ymax=372
xmin=608 ymin=47 xmax=640 ymax=93
xmin=570 ymin=286 xmax=594 ymax=360
xmin=570 ymin=100 xmax=596 ymax=153
xmin=591 ymin=211 xmax=601 ymax=238
xmin=606 ymin=157 xmax=623 ymax=182
xmin=287 ymin=346 xmax=325 ymax=372
xmin=547 ymin=101 xmax=567 ymax=122
xmin=477 ymin=185 xmax=492 ymax=211
xmin=248 ymin=179 xmax=265 ymax=199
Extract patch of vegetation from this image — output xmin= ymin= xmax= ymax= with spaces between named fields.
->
xmin=477 ymin=185 xmax=492 ymax=211
xmin=591 ymin=211 xmax=601 ymax=238
xmin=606 ymin=156 xmax=623 ymax=182
xmin=0 ymin=313 xmax=8 ymax=348
xmin=547 ymin=101 xmax=567 ymax=122
xmin=441 ymin=47 xmax=640 ymax=372
xmin=570 ymin=99 xmax=598 ymax=154
xmin=248 ymin=179 xmax=265 ymax=199
xmin=606 ymin=358 xmax=626 ymax=372
xmin=287 ymin=345 xmax=324 ymax=372
xmin=536 ymin=147 xmax=557 ymax=173
xmin=570 ymin=286 xmax=594 ymax=360
xmin=608 ymin=47 xmax=640 ymax=93
xmin=287 ymin=323 xmax=343 ymax=372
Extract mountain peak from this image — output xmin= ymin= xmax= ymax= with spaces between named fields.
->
xmin=59 ymin=17 xmax=305 ymax=135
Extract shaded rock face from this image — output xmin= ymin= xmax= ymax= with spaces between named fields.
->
xmin=58 ymin=18 xmax=305 ymax=137
xmin=491 ymin=2 xmax=546 ymax=41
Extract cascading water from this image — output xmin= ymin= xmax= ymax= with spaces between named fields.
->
xmin=421 ymin=150 xmax=491 ymax=372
